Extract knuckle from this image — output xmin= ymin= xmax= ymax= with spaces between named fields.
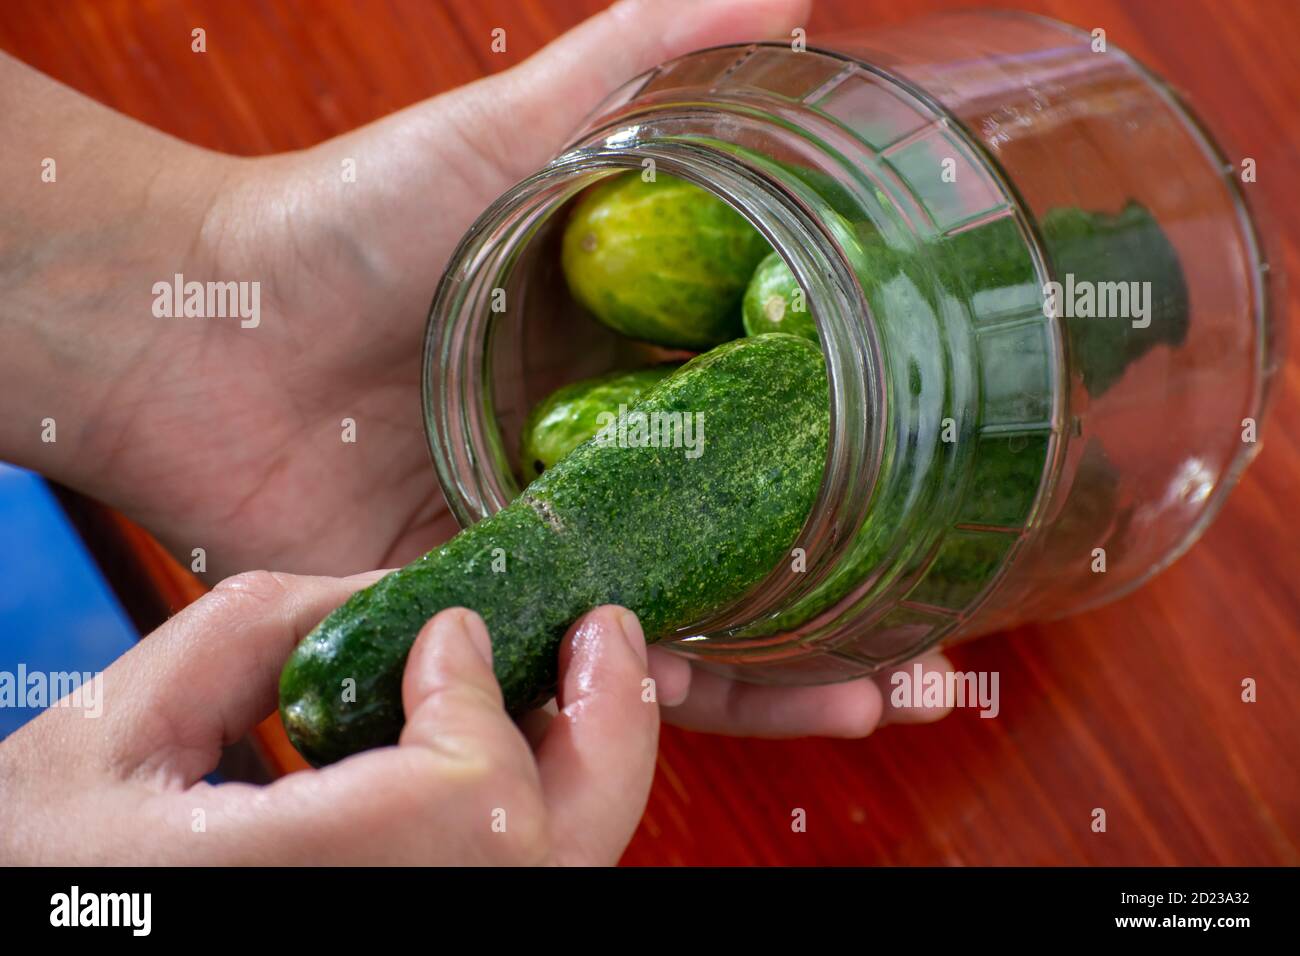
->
xmin=386 ymin=749 xmax=551 ymax=865
xmin=210 ymin=569 xmax=293 ymax=603
xmin=395 ymin=730 xmax=494 ymax=789
xmin=185 ymin=570 xmax=299 ymax=627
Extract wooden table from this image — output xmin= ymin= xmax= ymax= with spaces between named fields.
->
xmin=3 ymin=0 xmax=1295 ymax=865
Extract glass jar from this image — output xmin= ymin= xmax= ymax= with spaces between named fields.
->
xmin=423 ymin=11 xmax=1280 ymax=687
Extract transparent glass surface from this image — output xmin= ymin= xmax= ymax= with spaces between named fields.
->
xmin=425 ymin=12 xmax=1278 ymax=686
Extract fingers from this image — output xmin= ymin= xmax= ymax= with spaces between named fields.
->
xmin=17 ymin=569 xmax=386 ymax=786
xmin=658 ymin=647 xmax=961 ymax=736
xmin=203 ymin=606 xmax=659 ymax=865
xmin=521 ymin=627 xmax=685 ymax=750
xmin=534 ymin=606 xmax=659 ymax=866
xmin=397 ymin=609 xmax=539 ymax=787
xmin=455 ymin=0 xmax=813 ymax=177
xmin=330 ymin=0 xmax=811 ymax=288
xmin=876 ymin=651 xmax=957 ymax=725
xmin=193 ymin=608 xmax=547 ymax=865
xmin=646 ymin=646 xmax=692 ymax=707
xmin=662 ymin=664 xmax=885 ymax=738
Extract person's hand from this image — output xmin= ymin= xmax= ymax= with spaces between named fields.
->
xmin=0 ymin=0 xmax=955 ymax=738
xmin=40 ymin=0 xmax=816 ymax=581
xmin=0 ymin=572 xmax=658 ymax=864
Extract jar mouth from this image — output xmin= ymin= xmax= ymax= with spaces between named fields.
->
xmin=423 ymin=129 xmax=887 ymax=645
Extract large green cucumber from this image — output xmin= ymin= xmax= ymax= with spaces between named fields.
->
xmin=518 ymin=364 xmax=678 ymax=483
xmin=561 ymin=173 xmax=772 ymax=350
xmin=279 ymin=333 xmax=829 ymax=765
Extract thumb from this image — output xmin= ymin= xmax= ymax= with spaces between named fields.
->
xmin=321 ymin=0 xmax=809 ymax=287
xmin=455 ymin=0 xmax=812 ymax=181
xmin=9 ymin=570 xmax=387 ymax=788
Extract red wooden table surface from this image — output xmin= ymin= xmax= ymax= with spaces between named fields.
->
xmin=3 ymin=0 xmax=1296 ymax=865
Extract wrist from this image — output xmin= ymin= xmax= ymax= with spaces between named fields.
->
xmin=0 ymin=135 xmax=240 ymax=496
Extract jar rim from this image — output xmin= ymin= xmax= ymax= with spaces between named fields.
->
xmin=422 ymin=122 xmax=888 ymax=642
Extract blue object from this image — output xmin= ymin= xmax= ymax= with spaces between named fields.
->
xmin=0 ymin=464 xmax=138 ymax=738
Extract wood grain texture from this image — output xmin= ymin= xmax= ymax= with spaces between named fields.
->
xmin=2 ymin=0 xmax=1295 ymax=865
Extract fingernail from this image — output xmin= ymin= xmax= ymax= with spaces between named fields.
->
xmin=647 ymin=649 xmax=691 ymax=707
xmin=456 ymin=609 xmax=493 ymax=667
xmin=618 ymin=610 xmax=647 ymax=664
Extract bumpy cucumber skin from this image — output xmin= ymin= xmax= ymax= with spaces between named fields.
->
xmin=742 ymin=250 xmax=818 ymax=341
xmin=519 ymin=365 xmax=677 ymax=483
xmin=279 ymin=334 xmax=829 ymax=765
xmin=561 ymin=173 xmax=772 ymax=350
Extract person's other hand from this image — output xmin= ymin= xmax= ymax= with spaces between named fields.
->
xmin=0 ymin=572 xmax=657 ymax=864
